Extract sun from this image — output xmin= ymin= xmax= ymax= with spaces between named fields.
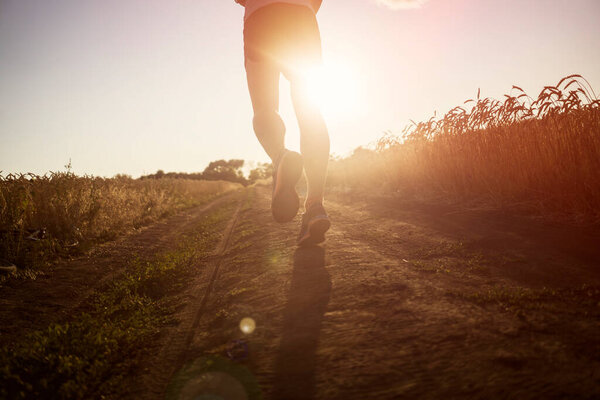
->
xmin=305 ymin=60 xmax=361 ymax=120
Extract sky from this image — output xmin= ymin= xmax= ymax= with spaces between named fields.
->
xmin=1 ymin=0 xmax=599 ymax=177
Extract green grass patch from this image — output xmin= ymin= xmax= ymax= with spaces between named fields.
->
xmin=0 ymin=200 xmax=238 ymax=399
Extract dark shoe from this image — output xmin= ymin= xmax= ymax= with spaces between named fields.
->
xmin=297 ymin=203 xmax=330 ymax=246
xmin=272 ymin=150 xmax=303 ymax=223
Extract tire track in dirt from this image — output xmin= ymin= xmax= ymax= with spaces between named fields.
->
xmin=138 ymin=192 xmax=245 ymax=400
xmin=0 ymin=191 xmax=240 ymax=348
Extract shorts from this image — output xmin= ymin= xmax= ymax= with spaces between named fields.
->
xmin=243 ymin=3 xmax=322 ymax=76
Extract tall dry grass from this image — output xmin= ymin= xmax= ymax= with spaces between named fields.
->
xmin=328 ymin=75 xmax=600 ymax=223
xmin=0 ymin=172 xmax=239 ymax=268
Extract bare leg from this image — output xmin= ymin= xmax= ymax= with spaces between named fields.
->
xmin=245 ymin=59 xmax=285 ymax=162
xmin=290 ymin=78 xmax=330 ymax=207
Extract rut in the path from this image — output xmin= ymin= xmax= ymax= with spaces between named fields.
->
xmin=139 ymin=196 xmax=245 ymax=399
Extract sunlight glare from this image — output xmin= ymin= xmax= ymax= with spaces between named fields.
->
xmin=305 ymin=60 xmax=361 ymax=119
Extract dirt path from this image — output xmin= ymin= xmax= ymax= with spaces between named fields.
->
xmin=3 ymin=185 xmax=599 ymax=399
xmin=144 ymin=185 xmax=599 ymax=400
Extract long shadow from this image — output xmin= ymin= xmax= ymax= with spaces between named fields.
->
xmin=272 ymin=246 xmax=331 ymax=400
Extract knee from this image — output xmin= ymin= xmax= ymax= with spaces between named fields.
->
xmin=253 ymin=110 xmax=285 ymax=137
xmin=298 ymin=111 xmax=327 ymax=137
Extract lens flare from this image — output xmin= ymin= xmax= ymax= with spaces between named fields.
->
xmin=239 ymin=317 xmax=256 ymax=334
xmin=167 ymin=356 xmax=258 ymax=400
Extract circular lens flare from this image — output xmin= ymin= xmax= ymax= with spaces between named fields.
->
xmin=239 ymin=318 xmax=256 ymax=334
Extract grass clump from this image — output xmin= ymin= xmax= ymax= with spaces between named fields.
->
xmin=0 ymin=306 xmax=164 ymax=399
xmin=0 ymin=202 xmax=235 ymax=399
xmin=0 ymin=172 xmax=240 ymax=269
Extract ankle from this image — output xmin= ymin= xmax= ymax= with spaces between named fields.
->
xmin=305 ymin=197 xmax=323 ymax=210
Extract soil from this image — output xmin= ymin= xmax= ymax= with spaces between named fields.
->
xmin=2 ymin=185 xmax=600 ymax=399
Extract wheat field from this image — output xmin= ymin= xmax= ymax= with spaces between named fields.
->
xmin=328 ymin=74 xmax=600 ymax=224
xmin=0 ymin=173 xmax=240 ymax=269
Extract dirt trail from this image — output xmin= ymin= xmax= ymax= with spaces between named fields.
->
xmin=143 ymin=185 xmax=599 ymax=400
xmin=3 ymin=185 xmax=599 ymax=399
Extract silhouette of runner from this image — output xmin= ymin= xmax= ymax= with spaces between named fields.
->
xmin=236 ymin=0 xmax=331 ymax=246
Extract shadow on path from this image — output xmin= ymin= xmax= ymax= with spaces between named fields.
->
xmin=272 ymin=246 xmax=331 ymax=400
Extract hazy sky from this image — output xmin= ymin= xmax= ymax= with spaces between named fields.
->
xmin=1 ymin=0 xmax=599 ymax=177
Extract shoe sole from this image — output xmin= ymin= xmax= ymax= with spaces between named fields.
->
xmin=272 ymin=151 xmax=303 ymax=223
xmin=298 ymin=216 xmax=331 ymax=247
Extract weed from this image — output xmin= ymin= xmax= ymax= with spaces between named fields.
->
xmin=228 ymin=287 xmax=250 ymax=298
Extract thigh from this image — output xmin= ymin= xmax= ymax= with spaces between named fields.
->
xmin=246 ymin=59 xmax=280 ymax=114
xmin=279 ymin=6 xmax=322 ymax=81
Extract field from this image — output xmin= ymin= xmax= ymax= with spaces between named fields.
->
xmin=0 ymin=172 xmax=240 ymax=271
xmin=328 ymin=75 xmax=600 ymax=224
xmin=1 ymin=75 xmax=599 ymax=399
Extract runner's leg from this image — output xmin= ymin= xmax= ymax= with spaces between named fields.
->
xmin=245 ymin=60 xmax=285 ymax=162
xmin=290 ymin=78 xmax=330 ymax=207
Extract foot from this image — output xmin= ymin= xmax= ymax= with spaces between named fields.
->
xmin=297 ymin=203 xmax=331 ymax=247
xmin=271 ymin=150 xmax=304 ymax=223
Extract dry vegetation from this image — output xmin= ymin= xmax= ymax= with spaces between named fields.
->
xmin=328 ymin=75 xmax=600 ymax=224
xmin=0 ymin=172 xmax=239 ymax=269
xmin=0 ymin=201 xmax=236 ymax=399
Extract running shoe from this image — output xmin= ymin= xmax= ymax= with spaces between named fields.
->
xmin=271 ymin=150 xmax=303 ymax=223
xmin=297 ymin=203 xmax=331 ymax=246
